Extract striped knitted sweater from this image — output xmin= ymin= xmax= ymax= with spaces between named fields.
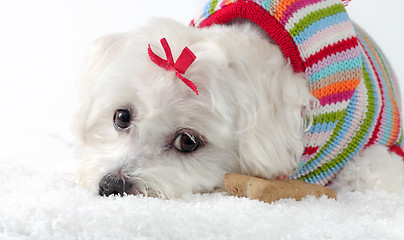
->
xmin=191 ymin=0 xmax=403 ymax=185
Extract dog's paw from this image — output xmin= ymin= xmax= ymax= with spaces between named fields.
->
xmin=329 ymin=145 xmax=404 ymax=192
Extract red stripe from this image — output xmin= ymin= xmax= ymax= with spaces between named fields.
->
xmin=304 ymin=37 xmax=359 ymax=69
xmin=303 ymin=146 xmax=319 ymax=156
xmin=197 ymin=1 xmax=305 ymax=73
xmin=359 ymin=40 xmax=384 ymax=147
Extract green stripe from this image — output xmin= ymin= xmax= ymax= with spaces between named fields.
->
xmin=312 ymin=110 xmax=344 ymax=125
xmin=300 ymin=63 xmax=376 ymax=182
xmin=299 ymin=110 xmax=347 ymax=181
xmin=209 ymin=0 xmax=218 ymax=14
xmin=397 ymin=129 xmax=404 ymax=146
xmin=300 ymin=82 xmax=354 ymax=172
xmin=289 ymin=4 xmax=346 ymax=38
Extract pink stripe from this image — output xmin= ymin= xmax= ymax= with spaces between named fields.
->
xmin=220 ymin=0 xmax=233 ymax=8
xmin=304 ymin=130 xmax=333 ymax=147
xmin=318 ymin=90 xmax=355 ymax=106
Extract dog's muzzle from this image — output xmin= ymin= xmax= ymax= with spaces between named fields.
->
xmin=98 ymin=174 xmax=133 ymax=197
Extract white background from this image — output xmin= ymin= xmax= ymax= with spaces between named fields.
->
xmin=0 ymin=0 xmax=402 ymax=145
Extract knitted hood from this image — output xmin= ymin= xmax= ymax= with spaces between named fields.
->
xmin=191 ymin=0 xmax=403 ymax=185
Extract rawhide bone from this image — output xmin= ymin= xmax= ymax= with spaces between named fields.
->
xmin=224 ymin=173 xmax=337 ymax=203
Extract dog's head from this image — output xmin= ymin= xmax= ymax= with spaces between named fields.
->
xmin=72 ymin=19 xmax=312 ymax=198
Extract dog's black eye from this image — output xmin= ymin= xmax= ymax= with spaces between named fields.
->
xmin=173 ymin=132 xmax=201 ymax=153
xmin=114 ymin=109 xmax=131 ymax=130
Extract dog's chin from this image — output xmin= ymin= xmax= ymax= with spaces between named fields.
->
xmin=76 ymin=141 xmax=239 ymax=199
xmin=78 ymin=173 xmax=220 ymax=199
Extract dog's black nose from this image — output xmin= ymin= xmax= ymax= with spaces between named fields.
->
xmin=98 ymin=175 xmax=133 ymax=197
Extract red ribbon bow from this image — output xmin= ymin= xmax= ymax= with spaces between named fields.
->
xmin=148 ymin=38 xmax=198 ymax=95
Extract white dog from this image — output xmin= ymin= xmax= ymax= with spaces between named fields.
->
xmin=72 ymin=16 xmax=404 ymax=198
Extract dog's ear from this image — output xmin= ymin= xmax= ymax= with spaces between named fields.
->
xmin=71 ymin=34 xmax=128 ymax=144
xmin=235 ymin=59 xmax=314 ymax=179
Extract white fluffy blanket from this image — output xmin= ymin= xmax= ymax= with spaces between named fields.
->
xmin=1 ymin=134 xmax=404 ymax=239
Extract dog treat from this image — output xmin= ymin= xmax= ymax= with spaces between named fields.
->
xmin=224 ymin=173 xmax=336 ymax=203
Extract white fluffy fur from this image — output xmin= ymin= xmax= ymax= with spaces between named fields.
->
xmin=72 ymin=18 xmax=404 ymax=198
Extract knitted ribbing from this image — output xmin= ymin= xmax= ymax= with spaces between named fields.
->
xmin=191 ymin=0 xmax=403 ymax=185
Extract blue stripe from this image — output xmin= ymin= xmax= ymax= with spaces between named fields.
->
xmin=261 ymin=0 xmax=275 ymax=12
xmin=292 ymin=12 xmax=350 ymax=45
xmin=308 ymin=121 xmax=338 ymax=134
xmin=308 ymin=58 xmax=362 ymax=83
xmin=202 ymin=0 xmax=215 ymax=19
